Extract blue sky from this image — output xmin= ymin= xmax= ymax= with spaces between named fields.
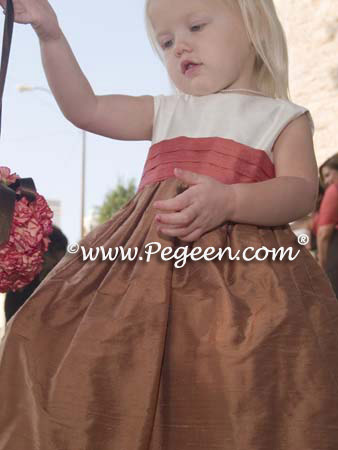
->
xmin=0 ymin=0 xmax=171 ymax=244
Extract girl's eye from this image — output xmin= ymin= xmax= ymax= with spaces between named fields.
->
xmin=161 ymin=24 xmax=206 ymax=50
xmin=191 ymin=24 xmax=205 ymax=32
xmin=162 ymin=40 xmax=173 ymax=49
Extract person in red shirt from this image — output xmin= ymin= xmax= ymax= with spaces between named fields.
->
xmin=313 ymin=153 xmax=338 ymax=298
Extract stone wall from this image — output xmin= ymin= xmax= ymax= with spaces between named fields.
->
xmin=275 ymin=0 xmax=338 ymax=168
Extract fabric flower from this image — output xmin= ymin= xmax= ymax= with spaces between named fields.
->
xmin=0 ymin=167 xmax=53 ymax=293
xmin=0 ymin=166 xmax=18 ymax=186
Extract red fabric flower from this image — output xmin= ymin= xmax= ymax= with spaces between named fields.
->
xmin=0 ymin=166 xmax=18 ymax=185
xmin=0 ymin=167 xmax=53 ymax=293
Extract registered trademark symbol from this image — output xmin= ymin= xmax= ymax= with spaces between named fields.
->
xmin=298 ymin=234 xmax=310 ymax=246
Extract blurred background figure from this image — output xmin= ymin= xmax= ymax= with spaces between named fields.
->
xmin=311 ymin=153 xmax=338 ymax=298
xmin=4 ymin=225 xmax=68 ymax=323
xmin=304 ymin=183 xmax=325 ymax=257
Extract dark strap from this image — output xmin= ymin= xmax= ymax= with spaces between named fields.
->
xmin=0 ymin=183 xmax=15 ymax=243
xmin=0 ymin=177 xmax=37 ymax=245
xmin=0 ymin=0 xmax=14 ymax=245
xmin=0 ymin=2 xmax=37 ymax=246
xmin=0 ymin=0 xmax=14 ymax=136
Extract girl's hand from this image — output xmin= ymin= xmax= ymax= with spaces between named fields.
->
xmin=0 ymin=0 xmax=60 ymax=41
xmin=153 ymin=168 xmax=235 ymax=242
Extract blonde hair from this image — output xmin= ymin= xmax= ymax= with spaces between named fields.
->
xmin=145 ymin=0 xmax=290 ymax=100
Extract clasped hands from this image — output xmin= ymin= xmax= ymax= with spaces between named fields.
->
xmin=153 ymin=168 xmax=235 ymax=242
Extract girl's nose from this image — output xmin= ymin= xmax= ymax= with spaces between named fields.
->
xmin=174 ymin=38 xmax=193 ymax=57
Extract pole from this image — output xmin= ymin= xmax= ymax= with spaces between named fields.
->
xmin=81 ymin=129 xmax=86 ymax=239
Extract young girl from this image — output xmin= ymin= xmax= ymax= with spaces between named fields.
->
xmin=1 ymin=0 xmax=338 ymax=449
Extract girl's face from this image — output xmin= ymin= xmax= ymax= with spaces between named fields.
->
xmin=321 ymin=166 xmax=338 ymax=187
xmin=148 ymin=0 xmax=257 ymax=96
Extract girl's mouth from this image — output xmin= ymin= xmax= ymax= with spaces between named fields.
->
xmin=184 ymin=63 xmax=202 ymax=77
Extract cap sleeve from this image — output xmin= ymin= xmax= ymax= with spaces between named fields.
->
xmin=269 ymin=102 xmax=315 ymax=154
xmin=305 ymin=110 xmax=315 ymax=136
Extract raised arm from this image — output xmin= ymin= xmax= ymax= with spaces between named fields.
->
xmin=0 ymin=0 xmax=154 ymax=141
xmin=40 ymin=31 xmax=154 ymax=140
